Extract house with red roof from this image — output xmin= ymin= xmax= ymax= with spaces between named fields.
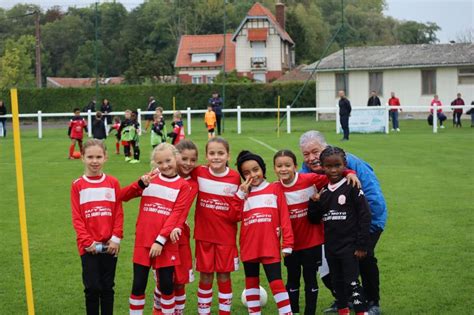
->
xmin=174 ymin=2 xmax=295 ymax=84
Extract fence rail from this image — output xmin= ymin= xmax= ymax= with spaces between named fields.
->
xmin=0 ymin=105 xmax=472 ymax=139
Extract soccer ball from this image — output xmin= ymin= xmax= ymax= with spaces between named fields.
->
xmin=72 ymin=151 xmax=82 ymax=159
xmin=241 ymin=286 xmax=268 ymax=307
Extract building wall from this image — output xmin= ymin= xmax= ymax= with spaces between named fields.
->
xmin=235 ymin=20 xmax=283 ymax=74
xmin=178 ymin=69 xmax=221 ymax=84
xmin=316 ymin=66 xmax=474 ymax=110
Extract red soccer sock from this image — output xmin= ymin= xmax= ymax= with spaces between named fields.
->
xmin=160 ymin=293 xmax=175 ymax=315
xmin=69 ymin=144 xmax=75 ymax=157
xmin=245 ymin=276 xmax=261 ymax=314
xmin=338 ymin=308 xmax=350 ymax=315
xmin=217 ymin=279 xmax=232 ymax=315
xmin=129 ymin=294 xmax=145 ymax=315
xmin=356 ymin=312 xmax=368 ymax=315
xmin=153 ymin=286 xmax=161 ymax=311
xmin=270 ymin=279 xmax=292 ymax=315
xmin=174 ymin=286 xmax=186 ymax=314
xmin=115 ymin=142 xmax=120 ymax=154
xmin=197 ymin=282 xmax=213 ymax=315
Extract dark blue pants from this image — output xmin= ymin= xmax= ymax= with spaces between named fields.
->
xmin=81 ymin=253 xmax=117 ymax=315
xmin=340 ymin=115 xmax=350 ymax=139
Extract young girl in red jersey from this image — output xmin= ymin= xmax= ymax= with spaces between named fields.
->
xmin=68 ymin=107 xmax=87 ymax=159
xmin=193 ymin=137 xmax=241 ymax=315
xmin=235 ymin=151 xmax=294 ymax=315
xmin=273 ymin=149 xmax=359 ymax=315
xmin=152 ymin=140 xmax=199 ymax=315
xmin=71 ymin=139 xmax=123 ymax=315
xmin=121 ymin=143 xmax=191 ymax=315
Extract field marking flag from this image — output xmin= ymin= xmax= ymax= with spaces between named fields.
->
xmin=11 ymin=88 xmax=36 ymax=315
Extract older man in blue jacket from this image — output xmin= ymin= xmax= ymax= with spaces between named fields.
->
xmin=299 ymin=130 xmax=387 ymax=315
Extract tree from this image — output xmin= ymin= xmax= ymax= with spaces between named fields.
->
xmin=0 ymin=35 xmax=35 ymax=88
xmin=395 ymin=21 xmax=440 ymax=44
xmin=455 ymin=28 xmax=474 ymax=43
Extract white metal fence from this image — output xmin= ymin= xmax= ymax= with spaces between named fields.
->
xmin=0 ymin=105 xmax=471 ymax=139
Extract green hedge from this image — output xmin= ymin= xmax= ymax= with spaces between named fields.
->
xmin=0 ymin=82 xmax=315 ymax=113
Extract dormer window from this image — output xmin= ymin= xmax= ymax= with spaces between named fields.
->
xmin=248 ymin=28 xmax=268 ymax=42
xmin=191 ymin=53 xmax=217 ymax=63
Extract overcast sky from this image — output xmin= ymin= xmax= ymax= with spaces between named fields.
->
xmin=0 ymin=0 xmax=472 ymax=43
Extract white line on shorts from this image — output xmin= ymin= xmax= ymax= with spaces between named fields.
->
xmin=248 ymin=137 xmax=278 ymax=153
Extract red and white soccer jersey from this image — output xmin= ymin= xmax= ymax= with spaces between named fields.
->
xmin=175 ymin=176 xmax=198 ymax=284
xmin=276 ymin=172 xmax=328 ymax=251
xmin=192 ymin=166 xmax=241 ymax=246
xmin=69 ymin=117 xmax=86 ymax=140
xmin=120 ymin=173 xmax=190 ymax=268
xmin=71 ymin=174 xmax=124 ymax=256
xmin=238 ymin=181 xmax=294 ymax=263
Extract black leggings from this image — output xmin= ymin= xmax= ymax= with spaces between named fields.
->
xmin=284 ymin=245 xmax=322 ymax=315
xmin=131 ymin=264 xmax=174 ymax=296
xmin=243 ymin=261 xmax=282 ymax=282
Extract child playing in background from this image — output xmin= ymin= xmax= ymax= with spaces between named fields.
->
xmin=150 ymin=112 xmax=167 ymax=149
xmin=168 ymin=110 xmax=185 ymax=145
xmin=192 ymin=137 xmax=241 ymax=315
xmin=204 ymin=104 xmax=217 ymax=139
xmin=119 ymin=110 xmax=140 ymax=163
xmin=110 ymin=116 xmax=121 ymax=155
xmin=92 ymin=111 xmax=107 ymax=140
xmin=273 ymin=149 xmax=360 ymax=315
xmin=308 ymin=147 xmax=371 ymax=315
xmin=235 ymin=150 xmax=294 ymax=315
xmin=71 ymin=139 xmax=123 ymax=315
xmin=68 ymin=107 xmax=87 ymax=159
xmin=152 ymin=140 xmax=199 ymax=315
xmin=121 ymin=143 xmax=191 ymax=315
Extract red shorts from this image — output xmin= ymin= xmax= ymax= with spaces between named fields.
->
xmin=195 ymin=240 xmax=239 ymax=273
xmin=174 ymin=243 xmax=194 ymax=284
xmin=133 ymin=246 xmax=180 ymax=269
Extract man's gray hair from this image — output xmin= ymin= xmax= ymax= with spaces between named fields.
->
xmin=299 ymin=130 xmax=328 ymax=148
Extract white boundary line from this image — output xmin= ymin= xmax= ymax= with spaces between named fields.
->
xmin=248 ymin=137 xmax=278 ymax=153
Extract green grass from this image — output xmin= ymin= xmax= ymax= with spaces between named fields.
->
xmin=0 ymin=117 xmax=473 ymax=314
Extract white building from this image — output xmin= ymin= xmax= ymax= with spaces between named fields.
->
xmin=305 ymin=43 xmax=474 ymax=110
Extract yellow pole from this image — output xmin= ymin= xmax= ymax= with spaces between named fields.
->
xmin=277 ymin=95 xmax=281 ymax=138
xmin=11 ymin=88 xmax=35 ymax=315
xmin=173 ymin=96 xmax=176 ymax=112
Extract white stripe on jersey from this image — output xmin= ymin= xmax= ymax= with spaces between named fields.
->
xmin=79 ymin=187 xmax=115 ymax=205
xmin=244 ymin=194 xmax=278 ymax=212
xmin=142 ymin=183 xmax=180 ymax=202
xmin=197 ymin=177 xmax=238 ymax=197
xmin=284 ymin=186 xmax=315 ymax=206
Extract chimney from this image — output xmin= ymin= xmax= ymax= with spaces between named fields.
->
xmin=276 ymin=2 xmax=285 ymax=30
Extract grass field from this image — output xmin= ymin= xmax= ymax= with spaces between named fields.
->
xmin=0 ymin=116 xmax=473 ymax=314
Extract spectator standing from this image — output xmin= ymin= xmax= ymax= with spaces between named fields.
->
xmin=467 ymin=101 xmax=474 ymax=127
xmin=83 ymin=98 xmax=96 ymax=113
xmin=367 ymin=91 xmax=381 ymax=106
xmin=0 ymin=100 xmax=7 ymax=137
xmin=338 ymin=90 xmax=351 ymax=141
xmin=429 ymin=95 xmax=447 ymax=128
xmin=100 ymin=98 xmax=113 ymax=126
xmin=144 ymin=96 xmax=158 ymax=132
xmin=208 ymin=92 xmax=223 ymax=135
xmin=92 ymin=112 xmax=107 ymax=140
xmin=388 ymin=92 xmax=401 ymax=132
xmin=450 ymin=93 xmax=464 ymax=128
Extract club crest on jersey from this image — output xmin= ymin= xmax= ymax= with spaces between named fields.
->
xmin=223 ymin=185 xmax=234 ymax=195
xmin=105 ymin=192 xmax=113 ymax=200
xmin=264 ymin=197 xmax=273 ymax=206
xmin=338 ymin=195 xmax=346 ymax=205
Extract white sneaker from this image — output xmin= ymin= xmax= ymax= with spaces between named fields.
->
xmin=396 ymin=128 xmax=400 ymax=132
xmin=440 ymin=125 xmax=445 ymax=129
xmin=391 ymin=128 xmax=395 ymax=132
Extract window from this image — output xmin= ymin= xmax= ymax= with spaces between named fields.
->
xmin=369 ymin=72 xmax=383 ymax=96
xmin=192 ymin=76 xmax=202 ymax=84
xmin=458 ymin=67 xmax=474 ymax=85
xmin=206 ymin=76 xmax=215 ymax=84
xmin=253 ymin=73 xmax=266 ymax=83
xmin=421 ymin=70 xmax=436 ymax=95
xmin=191 ymin=53 xmax=217 ymax=63
xmin=335 ymin=73 xmax=349 ymax=96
